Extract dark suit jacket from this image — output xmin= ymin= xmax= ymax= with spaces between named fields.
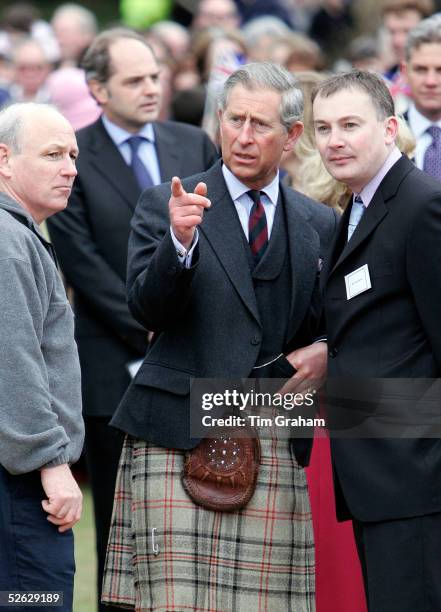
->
xmin=47 ymin=116 xmax=218 ymax=417
xmin=111 ymin=161 xmax=338 ymax=460
xmin=322 ymin=154 xmax=441 ymax=522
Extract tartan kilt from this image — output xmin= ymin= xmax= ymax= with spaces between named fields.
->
xmin=102 ymin=429 xmax=315 ymax=612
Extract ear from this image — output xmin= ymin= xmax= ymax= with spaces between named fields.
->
xmin=283 ymin=121 xmax=304 ymax=152
xmin=88 ymin=79 xmax=109 ymax=106
xmin=0 ymin=143 xmax=13 ymax=178
xmin=385 ymin=115 xmax=399 ymax=144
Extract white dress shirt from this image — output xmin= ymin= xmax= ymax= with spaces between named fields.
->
xmin=101 ymin=115 xmax=161 ymax=185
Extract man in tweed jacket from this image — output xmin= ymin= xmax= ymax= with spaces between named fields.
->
xmin=104 ymin=63 xmax=338 ymax=612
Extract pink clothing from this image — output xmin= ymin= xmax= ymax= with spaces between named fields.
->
xmin=47 ymin=67 xmax=101 ymax=131
xmin=306 ymin=433 xmax=368 ymax=612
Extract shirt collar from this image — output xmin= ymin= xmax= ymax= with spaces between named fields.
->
xmin=101 ymin=114 xmax=155 ymax=147
xmin=408 ymin=104 xmax=441 ymax=140
xmin=357 ymin=147 xmax=402 ymax=207
xmin=221 ymin=163 xmax=279 ymax=205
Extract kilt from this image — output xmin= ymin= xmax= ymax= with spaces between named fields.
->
xmin=102 ymin=430 xmax=315 ymax=612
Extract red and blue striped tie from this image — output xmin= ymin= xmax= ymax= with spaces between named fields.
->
xmin=248 ymin=190 xmax=268 ymax=262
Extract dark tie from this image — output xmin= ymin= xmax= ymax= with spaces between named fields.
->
xmin=126 ymin=136 xmax=154 ymax=190
xmin=347 ymin=195 xmax=365 ymax=242
xmin=248 ymin=190 xmax=268 ymax=262
xmin=423 ymin=126 xmax=441 ymax=181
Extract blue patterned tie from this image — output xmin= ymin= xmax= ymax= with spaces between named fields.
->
xmin=347 ymin=195 xmax=365 ymax=242
xmin=423 ymin=126 xmax=441 ymax=181
xmin=127 ymin=136 xmax=154 ymax=190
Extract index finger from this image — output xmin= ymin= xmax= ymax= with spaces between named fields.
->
xmin=171 ymin=176 xmax=185 ymax=198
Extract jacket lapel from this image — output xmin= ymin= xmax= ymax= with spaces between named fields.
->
xmin=87 ymin=118 xmax=141 ymax=211
xmin=199 ymin=163 xmax=261 ymax=325
xmin=331 ymin=194 xmax=388 ymax=272
xmin=153 ymin=123 xmax=180 ymax=182
xmin=327 ymin=154 xmax=413 ymax=277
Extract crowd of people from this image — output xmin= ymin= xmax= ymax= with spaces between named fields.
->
xmin=1 ymin=1 xmax=441 ymax=611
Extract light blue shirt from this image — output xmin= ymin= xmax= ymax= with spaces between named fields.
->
xmin=101 ymin=115 xmax=161 ymax=185
xmin=407 ymin=104 xmax=441 ymax=171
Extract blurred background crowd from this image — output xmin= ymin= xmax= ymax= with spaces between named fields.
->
xmin=0 ymin=0 xmax=438 ymax=209
xmin=0 ymin=0 xmax=438 ymax=137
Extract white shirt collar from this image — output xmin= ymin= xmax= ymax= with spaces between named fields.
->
xmin=408 ymin=104 xmax=441 ymax=140
xmin=101 ymin=115 xmax=155 ymax=147
xmin=221 ymin=163 xmax=279 ymax=205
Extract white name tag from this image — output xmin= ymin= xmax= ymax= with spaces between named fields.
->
xmin=345 ymin=264 xmax=372 ymax=300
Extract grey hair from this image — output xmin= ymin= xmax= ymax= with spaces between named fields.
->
xmin=52 ymin=3 xmax=98 ymax=36
xmin=218 ymin=62 xmax=303 ymax=131
xmin=242 ymin=16 xmax=292 ymax=47
xmin=405 ymin=14 xmax=441 ymax=61
xmin=0 ymin=102 xmax=61 ymax=153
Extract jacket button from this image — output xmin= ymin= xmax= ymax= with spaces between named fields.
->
xmin=329 ymin=348 xmax=338 ymax=358
xmin=250 ymin=335 xmax=260 ymax=346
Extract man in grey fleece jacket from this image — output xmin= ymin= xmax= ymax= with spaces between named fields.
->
xmin=0 ymin=103 xmax=84 ymax=611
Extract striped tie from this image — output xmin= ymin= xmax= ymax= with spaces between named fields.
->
xmin=248 ymin=190 xmax=268 ymax=262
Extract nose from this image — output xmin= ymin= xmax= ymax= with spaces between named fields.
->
xmin=61 ymin=155 xmax=77 ymax=178
xmin=424 ymin=69 xmax=438 ymax=86
xmin=143 ymin=76 xmax=160 ymax=96
xmin=327 ymin=129 xmax=344 ymax=148
xmin=237 ymin=118 xmax=254 ymax=145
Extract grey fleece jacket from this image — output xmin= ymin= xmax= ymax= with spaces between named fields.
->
xmin=0 ymin=193 xmax=84 ymax=474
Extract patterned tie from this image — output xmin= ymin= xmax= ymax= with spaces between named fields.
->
xmin=248 ymin=190 xmax=268 ymax=262
xmin=126 ymin=136 xmax=154 ymax=190
xmin=347 ymin=195 xmax=365 ymax=242
xmin=423 ymin=126 xmax=441 ymax=181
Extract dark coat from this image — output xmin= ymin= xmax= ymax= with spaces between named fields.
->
xmin=111 ymin=160 xmax=338 ymax=457
xmin=322 ymin=154 xmax=441 ymax=522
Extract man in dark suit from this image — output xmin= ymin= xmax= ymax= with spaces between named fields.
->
xmin=401 ymin=14 xmax=441 ymax=180
xmin=102 ymin=63 xmax=338 ymax=611
xmin=313 ymin=69 xmax=441 ymax=611
xmin=46 ymin=28 xmax=218 ymax=612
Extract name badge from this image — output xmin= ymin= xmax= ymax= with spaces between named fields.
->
xmin=345 ymin=264 xmax=371 ymax=300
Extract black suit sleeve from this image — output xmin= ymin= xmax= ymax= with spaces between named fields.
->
xmin=47 ymin=174 xmax=148 ymax=354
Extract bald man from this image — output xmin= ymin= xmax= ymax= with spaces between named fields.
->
xmin=0 ymin=103 xmax=84 ymax=612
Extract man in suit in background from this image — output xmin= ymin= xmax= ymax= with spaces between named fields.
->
xmin=313 ymin=69 xmax=441 ymax=611
xmin=47 ymin=28 xmax=218 ymax=612
xmin=402 ymin=14 xmax=441 ymax=180
xmin=102 ymin=62 xmax=338 ymax=612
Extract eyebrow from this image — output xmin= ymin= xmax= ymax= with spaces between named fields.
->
xmin=122 ymin=70 xmax=160 ymax=82
xmin=313 ymin=114 xmax=363 ymax=124
xmin=43 ymin=143 xmax=79 ymax=153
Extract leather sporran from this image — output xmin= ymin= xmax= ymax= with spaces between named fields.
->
xmin=182 ymin=425 xmax=261 ymax=512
